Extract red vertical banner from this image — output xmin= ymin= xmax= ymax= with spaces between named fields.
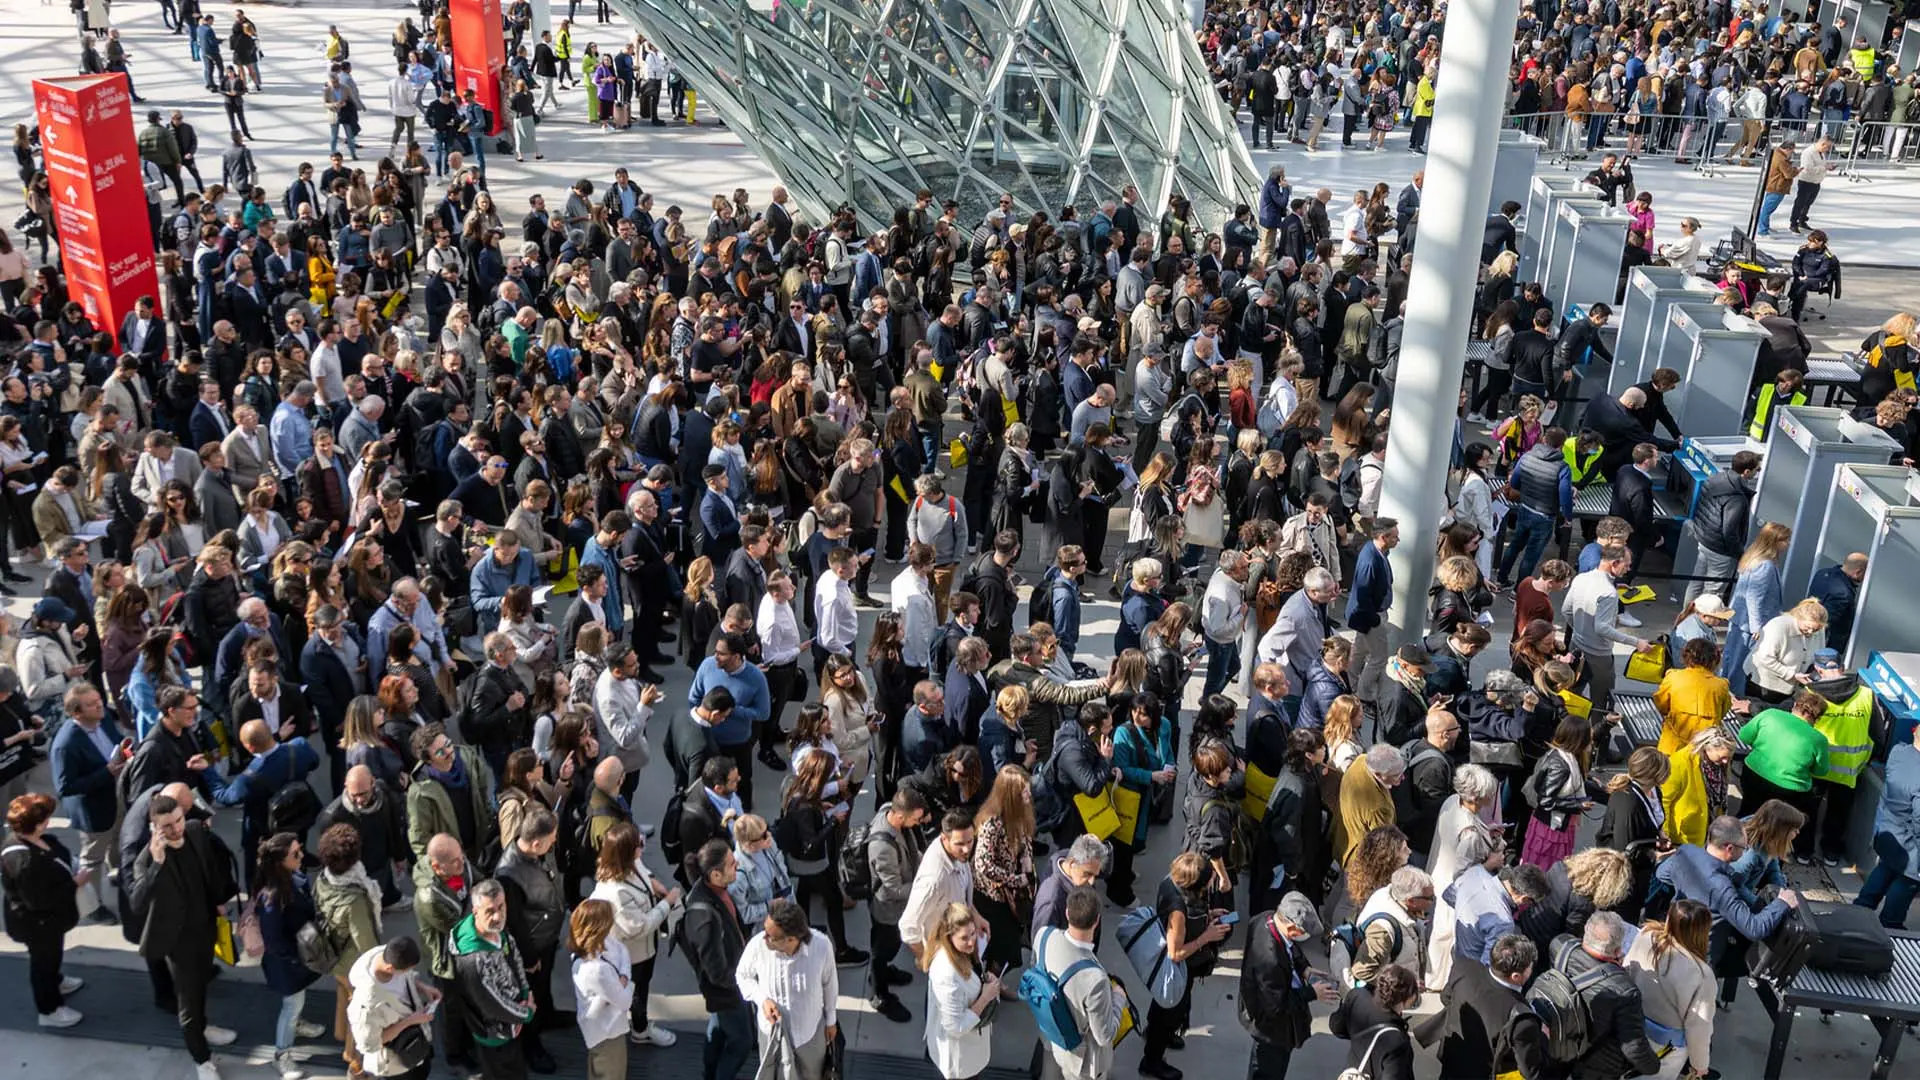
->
xmin=450 ymin=0 xmax=506 ymax=136
xmin=32 ymin=73 xmax=155 ymax=336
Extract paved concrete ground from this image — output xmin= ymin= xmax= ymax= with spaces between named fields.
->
xmin=3 ymin=3 xmax=1918 ymax=1078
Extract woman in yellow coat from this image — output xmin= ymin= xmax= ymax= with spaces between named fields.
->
xmin=1652 ymin=637 xmax=1737 ymax=754
xmin=305 ymin=236 xmax=337 ymax=316
xmin=1661 ymin=727 xmax=1739 ymax=847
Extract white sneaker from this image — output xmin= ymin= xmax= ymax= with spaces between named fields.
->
xmin=197 ymin=1062 xmax=222 ymax=1080
xmin=1464 ymin=411 xmax=1487 ymax=424
xmin=383 ymin=894 xmax=414 ymax=913
xmin=274 ymin=1051 xmax=307 ymax=1079
xmin=294 ymin=1019 xmax=326 ymax=1039
xmin=37 ymin=1006 xmax=83 ymax=1028
xmin=630 ymin=1023 xmax=678 ymax=1046
xmin=1617 ymin=610 xmax=1644 ymax=628
xmin=58 ymin=975 xmax=84 ymax=995
xmin=203 ymin=1024 xmax=237 ymax=1047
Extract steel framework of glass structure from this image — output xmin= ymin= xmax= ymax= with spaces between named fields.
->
xmin=608 ymin=0 xmax=1259 ymax=228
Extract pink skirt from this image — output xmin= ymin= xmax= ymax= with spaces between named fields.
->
xmin=1521 ymin=814 xmax=1579 ymax=870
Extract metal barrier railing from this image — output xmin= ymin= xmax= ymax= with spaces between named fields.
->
xmin=1501 ymin=110 xmax=1920 ymax=178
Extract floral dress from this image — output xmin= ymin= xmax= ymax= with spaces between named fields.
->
xmin=971 ymin=815 xmax=1034 ymax=971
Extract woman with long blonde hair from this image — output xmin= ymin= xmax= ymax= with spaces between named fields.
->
xmin=922 ymin=901 xmax=999 ymax=1079
xmin=680 ymin=555 xmax=719 ymax=669
xmin=971 ymin=765 xmax=1036 ymax=975
xmin=1721 ymin=520 xmax=1790 ymax=694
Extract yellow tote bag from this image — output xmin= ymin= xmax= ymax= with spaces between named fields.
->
xmin=948 ymin=438 xmax=969 ymax=468
xmin=888 ymin=475 xmax=910 ymax=503
xmin=1112 ymin=785 xmax=1143 ymax=843
xmin=213 ymin=914 xmax=238 ymax=966
xmin=1559 ymin=688 xmax=1594 ymax=719
xmin=1241 ymin=763 xmax=1278 ymax=821
xmin=1110 ymin=977 xmax=1139 ymax=1045
xmin=1624 ymin=642 xmax=1667 ymax=684
xmin=1074 ymin=787 xmax=1121 ymax=841
xmin=1001 ymin=396 xmax=1020 ymax=426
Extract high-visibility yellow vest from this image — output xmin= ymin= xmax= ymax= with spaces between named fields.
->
xmin=1851 ymin=46 xmax=1877 ymax=77
xmin=1413 ymin=77 xmax=1436 ymax=118
xmin=1563 ymin=437 xmax=1603 ymax=487
xmin=1748 ymin=383 xmax=1807 ymax=440
xmin=1814 ymin=685 xmax=1876 ymax=787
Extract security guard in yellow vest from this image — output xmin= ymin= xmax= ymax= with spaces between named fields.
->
xmin=1748 ymin=369 xmax=1808 ymax=441
xmin=1808 ymin=651 xmax=1882 ymax=865
xmin=1562 ymin=431 xmax=1605 ymax=489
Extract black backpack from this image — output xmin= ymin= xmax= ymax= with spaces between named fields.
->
xmin=658 ymin=784 xmax=691 ymax=875
xmin=265 ymin=749 xmax=320 ymax=836
xmin=839 ymin=819 xmax=893 ymax=901
xmin=1527 ymin=937 xmax=1608 ymax=1063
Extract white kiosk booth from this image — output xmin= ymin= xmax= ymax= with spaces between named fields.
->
xmin=1813 ymin=464 xmax=1920 ymax=669
xmin=1610 ymin=267 xmax=1725 ymax=396
xmin=1664 ymin=309 xmax=1769 ymax=437
xmin=1545 ymin=201 xmax=1632 ymax=319
xmin=1755 ymin=405 xmax=1903 ymax=598
xmin=1519 ymin=175 xmax=1604 ymax=286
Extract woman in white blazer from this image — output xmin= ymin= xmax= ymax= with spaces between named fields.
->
xmin=586 ymin=821 xmax=681 ymax=1047
xmin=1623 ymin=899 xmax=1717 ymax=1078
xmin=923 ymin=901 xmax=1001 ymax=1080
xmin=570 ymin=899 xmax=635 ymax=1080
xmin=1746 ymin=599 xmax=1828 ymax=705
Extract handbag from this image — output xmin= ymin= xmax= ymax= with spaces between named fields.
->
xmin=385 ymin=1021 xmax=433 ymax=1070
xmin=1118 ymin=905 xmax=1189 ymax=1007
xmin=1073 ymin=786 xmax=1122 ymax=841
xmin=213 ymin=913 xmax=238 ymax=965
xmin=1624 ymin=640 xmax=1668 ymax=684
xmin=1241 ymin=762 xmax=1278 ymax=821
xmin=1558 ymin=688 xmax=1593 ymax=720
xmin=1111 ymin=784 xmax=1143 ymax=843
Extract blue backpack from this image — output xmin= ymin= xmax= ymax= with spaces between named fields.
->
xmin=1020 ymin=927 xmax=1102 ymax=1050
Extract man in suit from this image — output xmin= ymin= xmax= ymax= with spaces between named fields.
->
xmin=31 ymin=471 xmax=101 ymax=567
xmin=188 ymin=379 xmax=232 ymax=452
xmin=1240 ymin=892 xmax=1339 ymax=1080
xmin=698 ymin=464 xmax=741 ymax=566
xmin=220 ymin=404 xmax=273 ymax=501
xmin=130 ymin=431 xmax=204 ymax=511
xmin=232 ymin=660 xmax=315 ymax=743
xmin=224 ymin=266 xmax=271 ymax=348
xmin=49 ymin=682 xmax=125 ymax=924
xmin=1482 ymin=200 xmax=1521 ymax=265
xmin=620 ymin=490 xmax=678 ymax=660
xmin=119 ymin=295 xmax=168 ymax=374
xmin=1437 ymin=932 xmax=1550 ymax=1078
xmin=300 ymin=605 xmax=364 ymax=793
xmin=1607 ymin=442 xmax=1662 ymax=584
xmin=213 ymin=597 xmax=291 ymax=703
xmin=722 ymin=525 xmax=770 ymax=616
xmin=558 ymin=563 xmax=613 ymax=664
xmin=43 ymin=539 xmax=101 ymax=673
xmin=764 ymin=186 xmax=794 ymax=250
xmin=1583 ymin=386 xmax=1669 ymax=486
xmin=284 ymin=162 xmax=322 ymax=220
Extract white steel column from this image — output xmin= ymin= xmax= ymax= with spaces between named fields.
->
xmin=1379 ymin=0 xmax=1522 ymax=647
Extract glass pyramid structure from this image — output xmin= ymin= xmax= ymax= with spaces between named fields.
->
xmin=606 ymin=0 xmax=1259 ymax=229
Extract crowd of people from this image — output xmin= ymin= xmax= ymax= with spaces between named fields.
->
xmin=2 ymin=5 xmax=1920 ymax=1080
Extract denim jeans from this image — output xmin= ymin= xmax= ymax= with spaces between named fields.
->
xmin=1203 ymin=636 xmax=1241 ymax=698
xmin=1757 ymin=191 xmax=1786 ymax=234
xmin=275 ymin=988 xmax=308 ymax=1051
xmin=1498 ymin=504 xmax=1555 ymax=587
xmin=704 ymin=1003 xmax=754 ymax=1080
xmin=1856 ymin=830 xmax=1919 ymax=928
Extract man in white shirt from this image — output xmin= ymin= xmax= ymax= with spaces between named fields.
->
xmin=900 ymin=811 xmax=980 ymax=960
xmin=812 ymin=547 xmax=859 ymax=680
xmin=1563 ymin=543 xmax=1656 ymax=714
xmin=309 ymin=319 xmax=347 ymax=409
xmin=756 ymin=571 xmax=806 ymax=770
xmin=734 ymin=899 xmax=840 ymax=1080
xmin=1339 ymin=188 xmax=1369 ymax=267
xmin=1790 ymin=135 xmax=1833 ymax=232
xmin=891 ymin=543 xmax=938 ymax=671
xmin=387 ymin=64 xmax=421 ymax=152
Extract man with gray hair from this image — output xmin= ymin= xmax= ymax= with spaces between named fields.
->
xmin=1240 ymin=889 xmax=1339 ymax=1077
xmin=1348 ymin=865 xmax=1435 ymax=988
xmin=1654 ymin=813 xmax=1800 ymax=969
xmin=340 ymin=394 xmax=386 ymax=461
xmin=1447 ymin=861 xmax=1549 ymax=977
xmin=1258 ymin=565 xmax=1337 ymax=694
xmin=1438 ymin=932 xmax=1548 ymax=1078
xmin=1547 ymin=909 xmax=1661 ymax=1079
xmin=1033 ymin=833 xmax=1108 ymax=937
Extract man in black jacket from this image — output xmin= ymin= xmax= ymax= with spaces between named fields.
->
xmin=123 ymin=686 xmax=218 ymax=801
xmin=1438 ymin=932 xmax=1551 ymax=1080
xmin=1553 ymin=303 xmax=1615 ymax=405
xmin=1240 ymin=892 xmax=1339 ymax=1079
xmin=961 ymin=531 xmax=1020 ymax=662
xmin=1583 ymin=385 xmax=1663 ymax=482
xmin=1607 ymin=443 xmax=1662 ymax=583
xmin=1482 ymin=200 xmax=1521 ymax=264
xmin=466 ymin=632 xmax=533 ymax=782
xmin=675 ymin=755 xmax=740 ymax=886
xmin=130 ymin=793 xmax=239 ymax=1069
xmin=666 ymin=687 xmax=730 ymax=791
xmin=321 ymin=765 xmax=411 ymax=908
xmin=1629 ymin=367 xmax=1686 ymax=443
xmin=494 ymin=806 xmax=565 ymax=1073
xmin=1552 ymin=913 xmax=1661 ymax=1080
xmin=683 ymin=839 xmax=751 ymax=1080
xmin=1682 ymin=450 xmax=1759 ymax=604
xmin=1398 ymin=710 xmax=1462 ymax=859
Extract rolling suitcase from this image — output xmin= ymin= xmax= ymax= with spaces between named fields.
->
xmin=1749 ymin=898 xmax=1895 ymax=983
